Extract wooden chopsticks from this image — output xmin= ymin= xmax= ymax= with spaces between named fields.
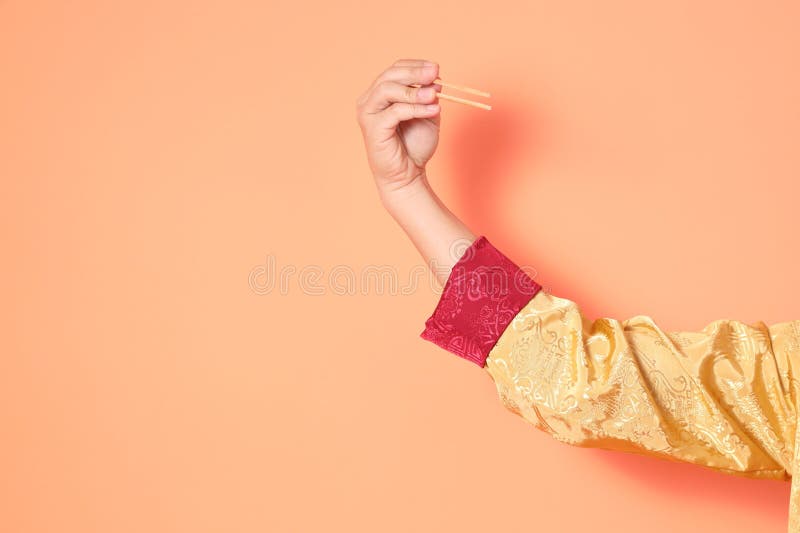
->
xmin=412 ymin=78 xmax=492 ymax=111
xmin=434 ymin=79 xmax=490 ymax=98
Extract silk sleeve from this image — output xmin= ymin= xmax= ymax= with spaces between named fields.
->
xmin=420 ymin=235 xmax=800 ymax=481
xmin=484 ymin=289 xmax=799 ymax=481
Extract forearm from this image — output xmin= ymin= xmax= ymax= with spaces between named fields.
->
xmin=379 ymin=173 xmax=476 ymax=286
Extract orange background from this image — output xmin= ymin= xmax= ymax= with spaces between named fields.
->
xmin=2 ymin=1 xmax=799 ymax=532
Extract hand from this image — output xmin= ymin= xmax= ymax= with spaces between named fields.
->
xmin=355 ymin=59 xmax=442 ymax=200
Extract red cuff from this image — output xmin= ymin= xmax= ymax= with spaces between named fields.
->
xmin=420 ymin=236 xmax=542 ymax=366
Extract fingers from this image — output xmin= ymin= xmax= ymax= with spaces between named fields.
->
xmin=356 ymin=59 xmax=442 ymax=138
xmin=375 ymin=102 xmax=440 ymax=132
xmin=361 ymin=79 xmax=439 ymax=114
xmin=374 ymin=62 xmax=439 ymax=88
xmin=358 ymin=100 xmax=440 ymax=142
xmin=357 ymin=60 xmax=439 ymax=103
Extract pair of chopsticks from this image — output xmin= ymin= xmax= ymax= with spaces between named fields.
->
xmin=412 ymin=78 xmax=492 ymax=111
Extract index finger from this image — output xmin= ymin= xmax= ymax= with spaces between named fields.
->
xmin=371 ymin=62 xmax=440 ymax=91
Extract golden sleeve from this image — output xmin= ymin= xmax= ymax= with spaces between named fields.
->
xmin=483 ymin=288 xmax=800 ymax=481
xmin=420 ymin=235 xmax=800 ymax=482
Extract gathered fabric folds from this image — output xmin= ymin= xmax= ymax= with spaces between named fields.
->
xmin=420 ymin=235 xmax=800 ymax=531
xmin=483 ymin=290 xmax=800 ymax=530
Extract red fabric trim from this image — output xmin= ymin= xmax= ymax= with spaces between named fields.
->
xmin=420 ymin=236 xmax=542 ymax=366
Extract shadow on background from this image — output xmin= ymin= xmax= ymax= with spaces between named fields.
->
xmin=445 ymin=95 xmax=545 ymax=244
xmin=443 ymin=97 xmax=791 ymax=524
xmin=597 ymin=447 xmax=789 ymax=520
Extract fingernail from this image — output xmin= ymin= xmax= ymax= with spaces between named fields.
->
xmin=426 ymin=104 xmax=440 ymax=112
xmin=418 ymin=87 xmax=434 ymax=99
xmin=424 ymin=60 xmax=437 ymax=67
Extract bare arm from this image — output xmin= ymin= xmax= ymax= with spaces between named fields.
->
xmin=379 ymin=176 xmax=476 ymax=286
xmin=355 ymin=58 xmax=475 ymax=286
xmin=355 ymin=58 xmax=796 ymax=492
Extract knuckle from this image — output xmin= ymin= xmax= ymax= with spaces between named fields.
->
xmin=355 ymin=100 xmax=371 ymax=123
xmin=376 ymin=79 xmax=391 ymax=95
xmin=391 ymin=103 xmax=405 ymax=121
xmin=378 ymin=65 xmax=394 ymax=80
xmin=404 ymin=85 xmax=416 ymax=103
xmin=356 ymin=90 xmax=370 ymax=107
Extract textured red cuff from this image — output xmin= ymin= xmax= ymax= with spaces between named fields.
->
xmin=420 ymin=236 xmax=542 ymax=366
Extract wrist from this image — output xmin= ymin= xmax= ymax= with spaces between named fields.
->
xmin=378 ymin=174 xmax=434 ymax=215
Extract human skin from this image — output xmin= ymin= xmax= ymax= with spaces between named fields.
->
xmin=355 ymin=58 xmax=477 ymax=286
xmin=356 ymin=61 xmax=800 ymax=533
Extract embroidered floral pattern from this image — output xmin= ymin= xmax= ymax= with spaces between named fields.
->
xmin=484 ymin=290 xmax=800 ymax=485
xmin=420 ymin=236 xmax=542 ymax=366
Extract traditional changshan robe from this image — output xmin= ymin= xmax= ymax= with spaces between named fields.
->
xmin=420 ymin=236 xmax=800 ymax=532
